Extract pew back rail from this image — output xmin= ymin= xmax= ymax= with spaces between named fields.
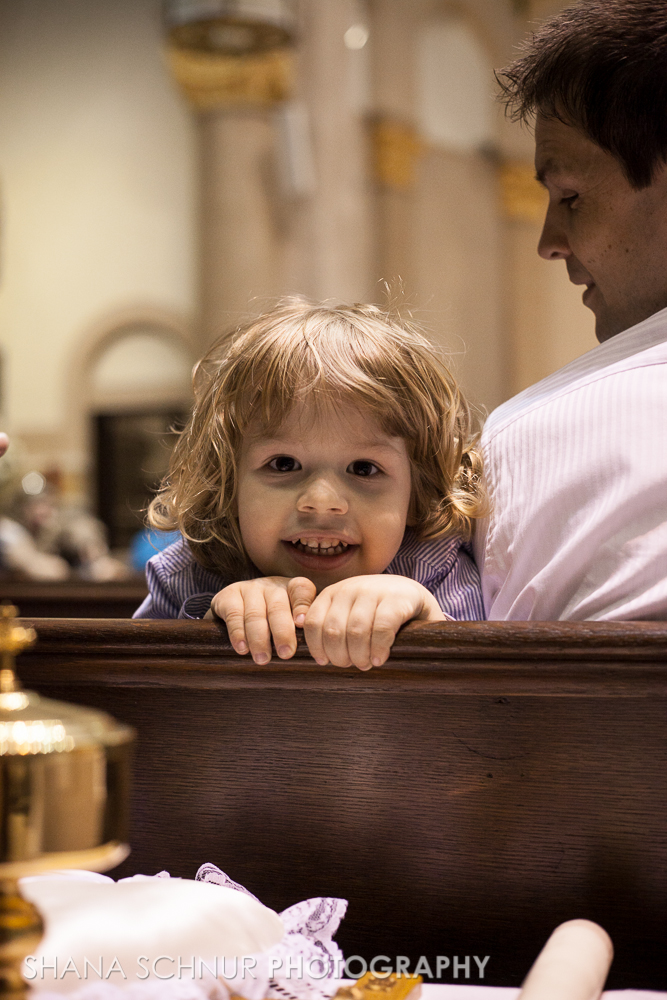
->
xmin=16 ymin=619 xmax=667 ymax=990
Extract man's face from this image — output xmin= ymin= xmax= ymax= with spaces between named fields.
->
xmin=535 ymin=114 xmax=667 ymax=342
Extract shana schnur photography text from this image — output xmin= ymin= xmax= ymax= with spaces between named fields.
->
xmin=24 ymin=953 xmax=492 ymax=983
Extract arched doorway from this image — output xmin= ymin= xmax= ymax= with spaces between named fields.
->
xmin=88 ymin=325 xmax=194 ymax=549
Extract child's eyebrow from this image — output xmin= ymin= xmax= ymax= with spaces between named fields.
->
xmin=248 ymin=434 xmax=404 ymax=452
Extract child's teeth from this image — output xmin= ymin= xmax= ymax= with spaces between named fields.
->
xmin=294 ymin=538 xmax=350 ymax=551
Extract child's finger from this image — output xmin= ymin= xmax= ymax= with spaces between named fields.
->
xmin=265 ymin=588 xmax=298 ymax=659
xmin=303 ymin=592 xmax=333 ymax=666
xmin=212 ymin=589 xmax=249 ymax=655
xmin=369 ymin=600 xmax=403 ymax=667
xmin=344 ymin=596 xmax=379 ymax=670
xmin=242 ymin=592 xmax=274 ymax=665
xmin=287 ymin=577 xmax=317 ymax=627
xmin=316 ymin=594 xmax=356 ymax=668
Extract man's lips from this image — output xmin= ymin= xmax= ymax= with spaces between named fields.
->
xmin=281 ymin=539 xmax=358 ymax=572
xmin=566 ymin=259 xmax=594 ymax=287
xmin=582 ymin=283 xmax=596 ymax=305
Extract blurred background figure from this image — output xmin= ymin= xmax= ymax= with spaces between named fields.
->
xmin=0 ymin=466 xmax=130 ymax=581
xmin=0 ymin=0 xmax=595 ymax=581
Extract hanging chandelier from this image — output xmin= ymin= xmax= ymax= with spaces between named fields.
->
xmin=164 ymin=0 xmax=297 ymax=57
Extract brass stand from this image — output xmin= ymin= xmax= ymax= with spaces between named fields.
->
xmin=0 ymin=881 xmax=43 ymax=1000
xmin=0 ymin=605 xmax=134 ymax=998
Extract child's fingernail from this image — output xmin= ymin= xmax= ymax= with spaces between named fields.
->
xmin=254 ymin=653 xmax=269 ymax=664
xmin=294 ymin=614 xmax=306 ymax=626
xmin=316 ymin=657 xmax=328 ymax=666
xmin=372 ymin=657 xmax=382 ymax=666
xmin=236 ymin=641 xmax=248 ymax=653
xmin=277 ymin=645 xmax=292 ymax=658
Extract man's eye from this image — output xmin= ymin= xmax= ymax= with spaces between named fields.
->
xmin=348 ymin=460 xmax=379 ymax=477
xmin=268 ymin=456 xmax=301 ymax=472
xmin=561 ymin=194 xmax=578 ymax=209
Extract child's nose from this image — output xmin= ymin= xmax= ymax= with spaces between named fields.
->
xmin=296 ymin=475 xmax=348 ymax=514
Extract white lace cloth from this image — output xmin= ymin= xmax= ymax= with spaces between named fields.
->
xmin=26 ymin=864 xmax=347 ymax=1000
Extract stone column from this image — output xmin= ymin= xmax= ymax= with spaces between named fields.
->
xmin=168 ymin=1 xmax=375 ymax=345
xmin=168 ymin=42 xmax=294 ymax=345
xmin=199 ymin=109 xmax=282 ymax=343
xmin=367 ymin=0 xmax=422 ymax=296
xmin=286 ymin=0 xmax=374 ymax=302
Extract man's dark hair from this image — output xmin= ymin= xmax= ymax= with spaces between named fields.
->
xmin=497 ymin=0 xmax=667 ymax=189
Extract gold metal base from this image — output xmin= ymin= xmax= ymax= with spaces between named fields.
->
xmin=0 ymin=841 xmax=129 ymax=998
xmin=0 ymin=840 xmax=130 ymax=881
xmin=0 ymin=880 xmax=43 ymax=1000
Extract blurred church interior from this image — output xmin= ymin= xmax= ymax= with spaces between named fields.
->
xmin=0 ymin=0 xmax=596 ymax=587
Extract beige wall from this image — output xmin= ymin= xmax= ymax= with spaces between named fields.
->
xmin=0 ymin=0 xmax=197 ymax=488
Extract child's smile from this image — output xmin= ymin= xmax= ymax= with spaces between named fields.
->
xmin=281 ymin=535 xmax=358 ymax=572
xmin=236 ymin=401 xmax=413 ymax=591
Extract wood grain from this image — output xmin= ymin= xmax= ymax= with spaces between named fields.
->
xmin=13 ymin=618 xmax=667 ymax=990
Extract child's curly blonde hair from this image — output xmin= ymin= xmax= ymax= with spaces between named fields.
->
xmin=148 ymin=298 xmax=487 ymax=576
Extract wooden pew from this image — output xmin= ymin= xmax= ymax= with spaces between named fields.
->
xmin=15 ymin=619 xmax=667 ymax=991
xmin=0 ymin=579 xmax=147 ymax=618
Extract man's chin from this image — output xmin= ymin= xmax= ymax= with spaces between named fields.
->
xmin=585 ymin=291 xmax=621 ymax=343
xmin=594 ymin=314 xmax=613 ymax=343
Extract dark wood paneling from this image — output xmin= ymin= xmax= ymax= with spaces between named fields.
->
xmin=14 ymin=619 xmax=667 ymax=990
xmin=0 ymin=581 xmax=147 ymax=618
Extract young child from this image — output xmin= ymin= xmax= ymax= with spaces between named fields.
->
xmin=134 ymin=299 xmax=487 ymax=669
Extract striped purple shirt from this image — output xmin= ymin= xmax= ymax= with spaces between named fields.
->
xmin=133 ymin=530 xmax=484 ymax=620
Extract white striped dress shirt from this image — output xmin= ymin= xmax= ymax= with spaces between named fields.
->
xmin=474 ymin=306 xmax=667 ymax=620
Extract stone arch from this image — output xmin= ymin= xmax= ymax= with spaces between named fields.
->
xmin=415 ymin=9 xmax=498 ymax=155
xmin=63 ymin=307 xmax=196 ymax=505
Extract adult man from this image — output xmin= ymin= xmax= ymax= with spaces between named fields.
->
xmin=474 ymin=0 xmax=667 ymax=620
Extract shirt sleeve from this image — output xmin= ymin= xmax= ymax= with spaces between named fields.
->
xmin=179 ymin=592 xmax=216 ymax=619
xmin=428 ymin=543 xmax=485 ymax=621
xmin=385 ymin=532 xmax=484 ymax=620
xmin=133 ymin=555 xmax=181 ymax=619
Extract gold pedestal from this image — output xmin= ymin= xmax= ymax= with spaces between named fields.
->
xmin=0 ymin=881 xmax=42 ymax=1000
xmin=0 ymin=605 xmax=134 ymax=998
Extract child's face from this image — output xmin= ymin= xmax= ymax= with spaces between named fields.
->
xmin=236 ymin=401 xmax=413 ymax=591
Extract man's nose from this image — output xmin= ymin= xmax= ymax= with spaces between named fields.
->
xmin=537 ymin=204 xmax=571 ymax=261
xmin=296 ymin=475 xmax=348 ymax=514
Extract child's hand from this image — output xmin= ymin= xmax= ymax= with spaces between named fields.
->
xmin=211 ymin=576 xmax=316 ymax=664
xmin=303 ymin=574 xmax=446 ymax=671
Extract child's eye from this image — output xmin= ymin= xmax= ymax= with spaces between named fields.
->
xmin=268 ymin=456 xmax=301 ymax=472
xmin=348 ymin=460 xmax=379 ymax=477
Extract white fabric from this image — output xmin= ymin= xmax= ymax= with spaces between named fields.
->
xmin=21 ymin=874 xmax=283 ymax=994
xmin=21 ymin=866 xmax=347 ymax=1000
xmin=474 ymin=306 xmax=667 ymax=620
